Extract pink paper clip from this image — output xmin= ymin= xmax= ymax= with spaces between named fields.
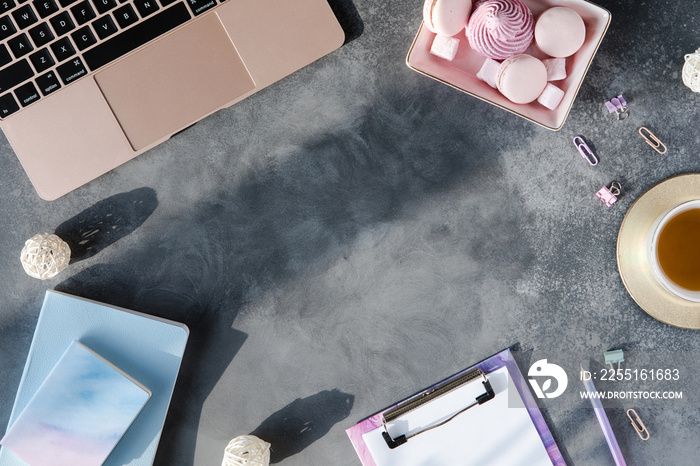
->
xmin=573 ymin=136 xmax=599 ymax=166
xmin=597 ymin=181 xmax=622 ymax=207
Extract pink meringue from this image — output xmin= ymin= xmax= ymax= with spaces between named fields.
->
xmin=466 ymin=0 xmax=534 ymax=60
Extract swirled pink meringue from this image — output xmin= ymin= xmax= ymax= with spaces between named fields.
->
xmin=466 ymin=0 xmax=534 ymax=60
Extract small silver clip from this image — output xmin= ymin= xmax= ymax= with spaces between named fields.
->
xmin=626 ymin=408 xmax=650 ymax=440
xmin=639 ymin=127 xmax=667 ymax=154
xmin=573 ymin=136 xmax=599 ymax=166
xmin=608 ymin=181 xmax=622 ymax=196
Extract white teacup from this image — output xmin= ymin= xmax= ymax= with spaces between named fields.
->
xmin=646 ymin=199 xmax=700 ymax=302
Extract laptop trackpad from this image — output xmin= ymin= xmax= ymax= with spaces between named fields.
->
xmin=95 ymin=13 xmax=255 ymax=151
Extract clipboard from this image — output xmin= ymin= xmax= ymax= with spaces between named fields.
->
xmin=346 ymin=348 xmax=566 ymax=465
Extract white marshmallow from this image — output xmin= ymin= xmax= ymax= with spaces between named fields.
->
xmin=543 ymin=58 xmax=567 ymax=81
xmin=537 ymin=83 xmax=565 ymax=110
xmin=476 ymin=58 xmax=501 ymax=88
xmin=430 ymin=35 xmax=461 ymax=61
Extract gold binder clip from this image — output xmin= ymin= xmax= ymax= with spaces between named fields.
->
xmin=626 ymin=408 xmax=650 ymax=440
xmin=638 ymin=127 xmax=667 ymax=154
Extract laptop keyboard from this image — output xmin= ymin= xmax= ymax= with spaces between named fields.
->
xmin=0 ymin=0 xmax=223 ymax=119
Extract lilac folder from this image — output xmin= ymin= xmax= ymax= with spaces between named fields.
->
xmin=346 ymin=348 xmax=566 ymax=466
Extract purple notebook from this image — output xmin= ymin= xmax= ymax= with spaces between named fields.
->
xmin=346 ymin=348 xmax=566 ymax=466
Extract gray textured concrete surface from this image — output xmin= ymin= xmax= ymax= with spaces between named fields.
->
xmin=1 ymin=0 xmax=699 ymax=465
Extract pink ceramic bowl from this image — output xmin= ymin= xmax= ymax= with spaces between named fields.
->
xmin=406 ymin=0 xmax=611 ymax=131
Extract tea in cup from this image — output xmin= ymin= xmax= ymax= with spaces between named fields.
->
xmin=647 ymin=200 xmax=700 ymax=302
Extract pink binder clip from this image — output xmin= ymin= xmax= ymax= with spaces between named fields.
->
xmin=597 ymin=181 xmax=621 ymax=207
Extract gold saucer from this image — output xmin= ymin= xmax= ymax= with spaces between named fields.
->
xmin=617 ymin=174 xmax=700 ymax=329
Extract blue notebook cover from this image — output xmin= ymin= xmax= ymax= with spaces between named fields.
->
xmin=0 ymin=291 xmax=189 ymax=466
xmin=1 ymin=341 xmax=151 ymax=466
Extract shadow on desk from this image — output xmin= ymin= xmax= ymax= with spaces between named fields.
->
xmin=327 ymin=0 xmax=364 ymax=44
xmin=251 ymin=389 xmax=355 ymax=463
xmin=55 ymin=84 xmax=497 ymax=464
xmin=55 ymin=187 xmax=158 ymax=263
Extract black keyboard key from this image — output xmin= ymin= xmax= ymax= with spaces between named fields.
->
xmin=57 ymin=0 xmax=77 ymax=6
xmin=186 ymin=0 xmax=215 ymax=16
xmin=56 ymin=56 xmax=86 ymax=84
xmin=32 ymin=0 xmax=58 ymax=18
xmin=0 ymin=92 xmax=19 ymax=117
xmin=0 ymin=0 xmax=15 ymax=14
xmin=0 ymin=15 xmax=17 ymax=40
xmin=70 ymin=25 xmax=95 ymax=49
xmin=85 ymin=3 xmax=190 ymax=70
xmin=92 ymin=14 xmax=115 ymax=39
xmin=91 ymin=0 xmax=115 ymax=14
xmin=49 ymin=11 xmax=74 ymax=35
xmin=133 ymin=0 xmax=157 ymax=17
xmin=0 ymin=43 xmax=11 ymax=66
xmin=14 ymin=80 xmax=39 ymax=106
xmin=29 ymin=46 xmax=53 ymax=71
xmin=28 ymin=21 xmax=53 ymax=45
xmin=160 ymin=0 xmax=176 ymax=6
xmin=112 ymin=3 xmax=136 ymax=28
xmin=70 ymin=0 xmax=95 ymax=24
xmin=50 ymin=36 xmax=74 ymax=61
xmin=8 ymin=33 xmax=33 ymax=58
xmin=35 ymin=69 xmax=60 ymax=95
xmin=12 ymin=4 xmax=37 ymax=29
xmin=0 ymin=59 xmax=33 ymax=93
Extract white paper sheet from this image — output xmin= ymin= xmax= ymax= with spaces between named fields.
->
xmin=362 ymin=367 xmax=552 ymax=466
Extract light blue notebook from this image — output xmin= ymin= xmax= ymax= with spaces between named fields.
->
xmin=0 ymin=291 xmax=189 ymax=466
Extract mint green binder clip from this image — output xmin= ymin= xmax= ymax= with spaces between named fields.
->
xmin=604 ymin=349 xmax=625 ymax=371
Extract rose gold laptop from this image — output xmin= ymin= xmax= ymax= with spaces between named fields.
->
xmin=0 ymin=0 xmax=343 ymax=200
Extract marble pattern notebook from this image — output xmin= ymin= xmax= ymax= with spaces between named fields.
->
xmin=1 ymin=341 xmax=151 ymax=466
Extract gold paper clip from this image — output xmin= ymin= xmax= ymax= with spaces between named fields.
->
xmin=626 ymin=408 xmax=650 ymax=440
xmin=638 ymin=127 xmax=667 ymax=154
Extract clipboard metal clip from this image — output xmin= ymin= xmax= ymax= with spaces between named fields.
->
xmin=380 ymin=368 xmax=496 ymax=449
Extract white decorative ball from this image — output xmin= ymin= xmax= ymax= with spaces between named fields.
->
xmin=222 ymin=435 xmax=270 ymax=466
xmin=20 ymin=233 xmax=71 ymax=280
xmin=682 ymin=48 xmax=700 ymax=93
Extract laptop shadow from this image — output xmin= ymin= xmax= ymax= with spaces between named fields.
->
xmin=326 ymin=0 xmax=364 ymax=44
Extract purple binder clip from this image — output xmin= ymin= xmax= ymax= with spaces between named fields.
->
xmin=597 ymin=181 xmax=621 ymax=207
xmin=605 ymin=94 xmax=629 ymax=120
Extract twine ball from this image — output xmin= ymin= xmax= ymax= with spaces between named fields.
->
xmin=682 ymin=48 xmax=700 ymax=92
xmin=222 ymin=435 xmax=270 ymax=466
xmin=20 ymin=233 xmax=71 ymax=280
